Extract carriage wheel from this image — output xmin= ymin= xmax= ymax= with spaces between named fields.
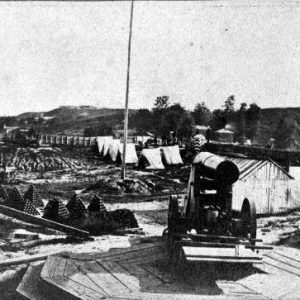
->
xmin=167 ymin=195 xmax=180 ymax=262
xmin=241 ymin=199 xmax=257 ymax=245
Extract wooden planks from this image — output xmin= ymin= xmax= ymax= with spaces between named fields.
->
xmin=16 ymin=262 xmax=48 ymax=300
xmin=38 ymin=242 xmax=300 ymax=300
xmin=41 ymin=255 xmax=66 ymax=278
xmin=0 ymin=204 xmax=90 ymax=238
xmin=81 ymin=260 xmax=132 ymax=295
xmin=263 ymin=252 xmax=300 ymax=277
xmin=183 ymin=246 xmax=262 ymax=264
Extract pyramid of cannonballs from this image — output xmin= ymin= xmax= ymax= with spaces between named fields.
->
xmin=66 ymin=194 xmax=87 ymax=219
xmin=87 ymin=195 xmax=108 ymax=214
xmin=6 ymin=187 xmax=26 ymax=210
xmin=0 ymin=185 xmax=9 ymax=204
xmin=21 ymin=199 xmax=40 ymax=216
xmin=24 ymin=184 xmax=44 ymax=208
xmin=43 ymin=197 xmax=70 ymax=223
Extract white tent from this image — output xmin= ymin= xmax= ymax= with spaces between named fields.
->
xmin=161 ymin=145 xmax=183 ymax=165
xmin=118 ymin=143 xmax=138 ymax=164
xmin=138 ymin=148 xmax=165 ymax=169
xmin=96 ymin=136 xmax=113 ymax=155
xmin=108 ymin=139 xmax=121 ymax=162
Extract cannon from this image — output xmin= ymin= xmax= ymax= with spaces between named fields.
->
xmin=165 ymin=152 xmax=272 ymax=264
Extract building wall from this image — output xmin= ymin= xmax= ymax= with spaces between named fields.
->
xmin=232 ymin=161 xmax=293 ymax=214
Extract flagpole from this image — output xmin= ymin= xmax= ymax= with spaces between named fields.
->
xmin=121 ymin=0 xmax=134 ymax=180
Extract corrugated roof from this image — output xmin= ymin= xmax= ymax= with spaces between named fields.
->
xmin=218 ymin=155 xmax=293 ymax=180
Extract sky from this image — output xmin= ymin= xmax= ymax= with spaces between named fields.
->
xmin=0 ymin=1 xmax=300 ymax=115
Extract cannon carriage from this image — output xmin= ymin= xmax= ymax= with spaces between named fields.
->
xmin=166 ymin=152 xmax=272 ymax=264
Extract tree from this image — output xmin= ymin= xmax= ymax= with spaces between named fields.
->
xmin=273 ymin=117 xmax=295 ymax=149
xmin=130 ymin=109 xmax=153 ymax=133
xmin=239 ymin=102 xmax=247 ymax=112
xmin=153 ymin=96 xmax=169 ymax=113
xmin=165 ymin=103 xmax=193 ymax=140
xmin=178 ymin=114 xmax=194 ymax=139
xmin=210 ymin=109 xmax=227 ymax=130
xmin=223 ymin=95 xmax=235 ymax=113
xmin=236 ymin=102 xmax=248 ymax=139
xmin=210 ymin=96 xmax=236 ymax=131
xmin=192 ymin=102 xmax=212 ymax=125
xmin=245 ymin=103 xmax=261 ymax=139
xmin=165 ymin=103 xmax=186 ymax=131
xmin=152 ymin=96 xmax=170 ymax=138
xmin=84 ymin=124 xmax=113 ymax=137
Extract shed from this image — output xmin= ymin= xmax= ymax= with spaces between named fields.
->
xmin=190 ymin=153 xmax=295 ymax=215
xmin=220 ymin=155 xmax=294 ymax=215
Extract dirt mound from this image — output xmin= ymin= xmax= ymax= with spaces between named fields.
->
xmin=109 ymin=209 xmax=138 ymax=228
xmin=5 ymin=147 xmax=88 ymax=172
xmin=85 ymin=178 xmax=156 ymax=195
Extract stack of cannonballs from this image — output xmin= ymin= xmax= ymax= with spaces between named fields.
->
xmin=0 ymin=184 xmax=43 ymax=216
xmin=43 ymin=198 xmax=70 ymax=224
xmin=42 ymin=193 xmax=139 ymax=235
xmin=0 ymin=184 xmax=139 ymax=235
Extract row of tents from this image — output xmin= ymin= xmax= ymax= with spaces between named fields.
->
xmin=39 ymin=135 xmax=153 ymax=148
xmin=96 ymin=136 xmax=183 ymax=169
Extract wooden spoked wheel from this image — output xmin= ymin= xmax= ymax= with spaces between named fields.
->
xmin=167 ymin=195 xmax=180 ymax=262
xmin=241 ymin=199 xmax=257 ymax=245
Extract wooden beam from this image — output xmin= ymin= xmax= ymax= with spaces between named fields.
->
xmin=176 ymin=240 xmax=273 ymax=250
xmin=0 ymin=205 xmax=90 ymax=239
xmin=177 ymin=233 xmax=262 ymax=243
xmin=0 ymin=253 xmax=52 ymax=268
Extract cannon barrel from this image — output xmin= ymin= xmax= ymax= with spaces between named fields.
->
xmin=193 ymin=152 xmax=239 ymax=184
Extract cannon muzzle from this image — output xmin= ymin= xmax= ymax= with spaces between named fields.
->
xmin=192 ymin=152 xmax=239 ymax=184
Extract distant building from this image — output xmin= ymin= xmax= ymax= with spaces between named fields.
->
xmin=3 ymin=125 xmax=20 ymax=134
xmin=214 ymin=128 xmax=234 ymax=143
xmin=113 ymin=128 xmax=137 ymax=144
xmin=193 ymin=125 xmax=210 ymax=137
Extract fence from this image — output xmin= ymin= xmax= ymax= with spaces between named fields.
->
xmin=39 ymin=134 xmax=97 ymax=148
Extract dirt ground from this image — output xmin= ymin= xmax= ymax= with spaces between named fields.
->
xmin=1 ymin=157 xmax=300 ymax=298
xmin=0 ymin=160 xmax=299 ymax=261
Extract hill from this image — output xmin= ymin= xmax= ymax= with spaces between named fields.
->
xmin=0 ymin=106 xmax=137 ymax=136
xmin=1 ymin=105 xmax=300 ymax=150
xmin=40 ymin=106 xmax=134 ymax=135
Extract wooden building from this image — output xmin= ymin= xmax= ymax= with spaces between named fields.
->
xmin=223 ymin=155 xmax=295 ymax=215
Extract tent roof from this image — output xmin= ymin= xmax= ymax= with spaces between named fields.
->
xmin=161 ymin=145 xmax=183 ymax=165
xmin=139 ymin=148 xmax=164 ymax=169
xmin=119 ymin=143 xmax=138 ymax=164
